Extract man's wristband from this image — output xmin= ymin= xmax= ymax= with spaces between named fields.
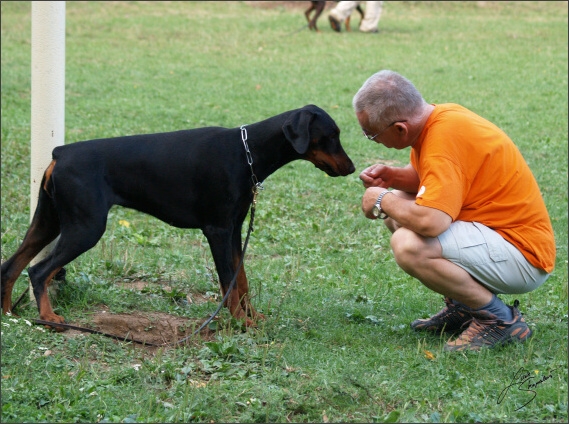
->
xmin=371 ymin=190 xmax=391 ymax=219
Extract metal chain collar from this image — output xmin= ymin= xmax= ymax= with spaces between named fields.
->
xmin=240 ymin=125 xmax=264 ymax=197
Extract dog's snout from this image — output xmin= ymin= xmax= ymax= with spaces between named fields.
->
xmin=313 ymin=152 xmax=355 ymax=177
xmin=334 ymin=146 xmax=355 ymax=176
xmin=345 ymin=159 xmax=356 ymax=175
xmin=335 ymin=156 xmax=356 ymax=176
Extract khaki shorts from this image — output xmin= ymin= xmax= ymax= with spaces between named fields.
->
xmin=437 ymin=221 xmax=549 ymax=294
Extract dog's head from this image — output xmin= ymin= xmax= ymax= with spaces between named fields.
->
xmin=282 ymin=105 xmax=355 ymax=177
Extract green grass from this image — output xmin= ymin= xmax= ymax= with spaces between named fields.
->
xmin=1 ymin=1 xmax=567 ymax=422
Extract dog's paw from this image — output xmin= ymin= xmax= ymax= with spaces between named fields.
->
xmin=248 ymin=310 xmax=265 ymax=321
xmin=244 ymin=317 xmax=258 ymax=328
xmin=40 ymin=313 xmax=67 ymax=332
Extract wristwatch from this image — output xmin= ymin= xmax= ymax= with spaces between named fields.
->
xmin=371 ymin=190 xmax=391 ymax=219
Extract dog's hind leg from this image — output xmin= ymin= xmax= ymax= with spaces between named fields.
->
xmin=22 ymin=171 xmax=110 ymax=326
xmin=1 ymin=172 xmax=60 ymax=314
xmin=27 ymin=214 xmax=108 ymax=326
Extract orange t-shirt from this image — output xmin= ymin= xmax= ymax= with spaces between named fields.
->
xmin=411 ymin=104 xmax=555 ymax=273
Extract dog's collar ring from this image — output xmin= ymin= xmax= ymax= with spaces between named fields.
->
xmin=240 ymin=125 xmax=264 ymax=192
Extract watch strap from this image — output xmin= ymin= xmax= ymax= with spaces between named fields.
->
xmin=373 ymin=190 xmax=391 ymax=219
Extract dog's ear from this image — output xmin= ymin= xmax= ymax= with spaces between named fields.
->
xmin=282 ymin=108 xmax=315 ymax=154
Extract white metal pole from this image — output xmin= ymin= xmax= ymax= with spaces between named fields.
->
xmin=30 ymin=1 xmax=65 ymax=300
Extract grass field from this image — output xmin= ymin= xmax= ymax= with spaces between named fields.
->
xmin=1 ymin=1 xmax=567 ymax=422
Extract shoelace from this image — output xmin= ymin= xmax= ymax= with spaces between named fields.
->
xmin=437 ymin=303 xmax=471 ymax=327
xmin=460 ymin=317 xmax=508 ymax=344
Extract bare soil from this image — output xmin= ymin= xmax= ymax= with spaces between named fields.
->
xmin=88 ymin=309 xmax=216 ymax=348
xmin=61 ymin=280 xmax=219 ymax=350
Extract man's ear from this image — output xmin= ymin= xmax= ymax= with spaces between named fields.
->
xmin=394 ymin=121 xmax=408 ymax=136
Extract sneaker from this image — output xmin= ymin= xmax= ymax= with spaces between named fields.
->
xmin=411 ymin=297 xmax=472 ymax=334
xmin=329 ymin=15 xmax=341 ymax=32
xmin=444 ymin=300 xmax=532 ymax=352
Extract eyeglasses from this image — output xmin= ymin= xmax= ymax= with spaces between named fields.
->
xmin=362 ymin=120 xmax=407 ymax=141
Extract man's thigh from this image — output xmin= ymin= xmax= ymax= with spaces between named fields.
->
xmin=437 ymin=221 xmax=549 ymax=294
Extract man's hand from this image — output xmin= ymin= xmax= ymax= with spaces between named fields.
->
xmin=359 ymin=164 xmax=394 ymax=189
xmin=359 ymin=163 xmax=420 ymax=193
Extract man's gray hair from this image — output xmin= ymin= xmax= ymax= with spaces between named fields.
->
xmin=353 ymin=70 xmax=425 ymax=127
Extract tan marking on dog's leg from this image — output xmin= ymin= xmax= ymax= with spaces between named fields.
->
xmin=226 ymin=284 xmax=256 ymax=326
xmin=1 ymin=220 xmax=54 ymax=314
xmin=1 ymin=291 xmax=14 ymax=314
xmin=237 ymin=266 xmax=265 ymax=321
xmin=43 ymin=160 xmax=56 ymax=193
xmin=217 ymin=258 xmax=253 ymax=326
xmin=37 ymin=267 xmax=66 ymax=329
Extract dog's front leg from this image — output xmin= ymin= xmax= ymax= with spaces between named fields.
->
xmin=232 ymin=255 xmax=265 ymax=322
xmin=204 ymin=226 xmax=256 ymax=327
xmin=230 ymin=224 xmax=265 ymax=323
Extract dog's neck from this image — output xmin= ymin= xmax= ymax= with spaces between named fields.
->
xmin=241 ymin=112 xmax=301 ymax=183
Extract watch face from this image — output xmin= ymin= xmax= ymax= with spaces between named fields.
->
xmin=372 ymin=205 xmax=380 ymax=217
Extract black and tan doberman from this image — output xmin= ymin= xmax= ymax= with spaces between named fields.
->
xmin=1 ymin=105 xmax=355 ymax=328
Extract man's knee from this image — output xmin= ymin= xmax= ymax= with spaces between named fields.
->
xmin=390 ymin=227 xmax=441 ymax=269
xmin=390 ymin=228 xmax=421 ymax=267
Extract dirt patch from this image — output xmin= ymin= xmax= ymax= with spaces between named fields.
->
xmin=63 ymin=307 xmax=217 ymax=350
xmin=94 ymin=311 xmax=215 ymax=346
xmin=53 ymin=280 xmax=223 ymax=350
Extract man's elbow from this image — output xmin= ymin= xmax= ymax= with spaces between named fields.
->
xmin=418 ymin=226 xmax=447 ymax=238
xmin=415 ymin=214 xmax=452 ymax=238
